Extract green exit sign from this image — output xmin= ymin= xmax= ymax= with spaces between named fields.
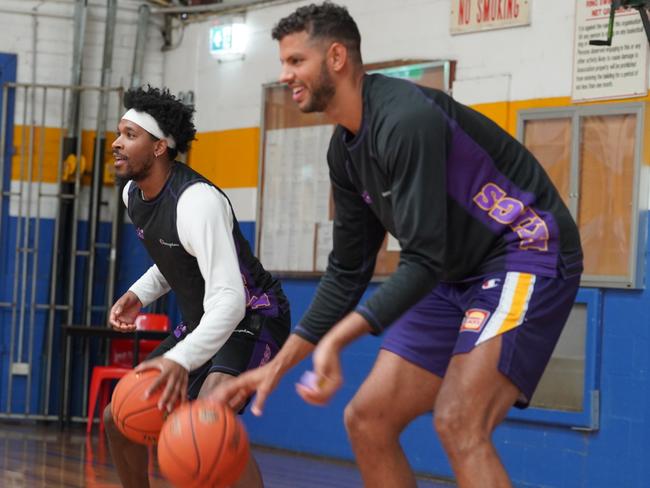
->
xmin=210 ymin=25 xmax=233 ymax=54
xmin=209 ymin=23 xmax=248 ymax=60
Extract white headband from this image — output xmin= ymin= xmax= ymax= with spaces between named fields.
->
xmin=121 ymin=108 xmax=176 ymax=149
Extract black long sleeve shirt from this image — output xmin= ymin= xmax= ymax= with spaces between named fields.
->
xmin=294 ymin=74 xmax=582 ymax=342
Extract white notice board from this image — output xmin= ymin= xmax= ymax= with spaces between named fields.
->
xmin=573 ymin=1 xmax=649 ymax=102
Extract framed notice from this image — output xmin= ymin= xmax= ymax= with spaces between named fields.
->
xmin=572 ymin=1 xmax=649 ymax=102
xmin=257 ymin=60 xmax=454 ymax=277
xmin=450 ymin=0 xmax=531 ymax=35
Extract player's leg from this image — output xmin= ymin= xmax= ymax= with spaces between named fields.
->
xmin=434 ymin=336 xmax=518 ymax=488
xmin=434 ymin=272 xmax=580 ymax=488
xmin=103 ymin=333 xmax=179 ymax=488
xmin=345 ymin=286 xmax=462 ymax=488
xmin=103 ymin=404 xmax=150 ymax=488
xmin=344 ymin=350 xmax=442 ymax=488
xmin=202 ymin=310 xmax=290 ymax=488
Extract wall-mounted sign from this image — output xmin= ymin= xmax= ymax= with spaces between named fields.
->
xmin=209 ymin=22 xmax=248 ymax=61
xmin=450 ymin=0 xmax=531 ymax=35
xmin=572 ymin=0 xmax=649 ymax=102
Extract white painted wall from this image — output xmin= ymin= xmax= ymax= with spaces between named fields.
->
xmin=0 ymin=0 xmax=165 ymax=129
xmin=2 ymin=1 xmax=647 ymax=213
xmin=161 ymin=0 xmax=585 ymax=131
xmin=159 ymin=0 xmax=650 ymax=216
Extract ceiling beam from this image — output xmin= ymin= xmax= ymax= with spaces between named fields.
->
xmin=149 ymin=0 xmax=285 ymax=15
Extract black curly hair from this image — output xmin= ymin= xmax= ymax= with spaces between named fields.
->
xmin=271 ymin=2 xmax=362 ymax=64
xmin=123 ymin=85 xmax=196 ymax=159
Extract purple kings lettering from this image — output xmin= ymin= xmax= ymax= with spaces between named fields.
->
xmin=488 ymin=197 xmax=524 ymax=224
xmin=511 ymin=208 xmax=549 ymax=251
xmin=473 ymin=183 xmax=505 ymax=210
xmin=473 ymin=182 xmax=549 ymax=251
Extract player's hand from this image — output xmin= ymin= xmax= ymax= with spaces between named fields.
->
xmin=295 ymin=337 xmax=343 ymax=406
xmin=135 ymin=357 xmax=188 ymax=412
xmin=210 ymin=361 xmax=282 ymax=417
xmin=109 ymin=291 xmax=142 ymax=332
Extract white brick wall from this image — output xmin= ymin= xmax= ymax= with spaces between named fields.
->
xmin=158 ymin=0 xmax=650 ymax=212
xmin=161 ymin=0 xmax=588 ymax=131
xmin=0 ymin=0 xmax=165 ymax=129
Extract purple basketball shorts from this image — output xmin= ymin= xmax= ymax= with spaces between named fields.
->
xmin=381 ymin=271 xmax=580 ymax=407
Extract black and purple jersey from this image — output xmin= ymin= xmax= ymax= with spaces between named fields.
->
xmin=295 ymin=73 xmax=582 ymax=342
xmin=127 ymin=162 xmax=289 ymax=333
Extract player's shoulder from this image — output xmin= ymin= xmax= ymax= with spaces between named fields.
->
xmin=366 ymin=74 xmax=448 ymax=130
xmin=180 ymin=181 xmax=229 ymax=208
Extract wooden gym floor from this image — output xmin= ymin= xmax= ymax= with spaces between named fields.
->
xmin=0 ymin=421 xmax=454 ymax=487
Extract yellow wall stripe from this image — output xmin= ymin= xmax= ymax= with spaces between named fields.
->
xmin=11 ymin=127 xmax=114 ymax=184
xmin=9 ymin=92 xmax=649 ymax=188
xmin=187 ymin=127 xmax=260 ymax=188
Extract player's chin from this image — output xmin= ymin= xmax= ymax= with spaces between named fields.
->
xmin=113 ymin=164 xmax=133 ymax=180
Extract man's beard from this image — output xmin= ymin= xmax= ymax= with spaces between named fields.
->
xmin=301 ymin=61 xmax=336 ymax=113
xmin=117 ymin=158 xmax=153 ymax=182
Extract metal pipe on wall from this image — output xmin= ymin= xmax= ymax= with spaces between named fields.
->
xmin=19 ymin=9 xmax=43 ymax=414
xmin=6 ymin=87 xmax=29 ymax=413
xmin=42 ymin=88 xmax=68 ymax=416
xmin=84 ymin=0 xmax=117 ymax=327
xmin=60 ymin=88 xmax=86 ymax=421
xmin=66 ymin=0 xmax=86 ymax=138
xmin=58 ymin=0 xmax=88 ymax=421
xmin=149 ymin=0 xmax=290 ymax=15
xmin=0 ymin=87 xmax=8 ymax=244
xmin=105 ymin=2 xmax=151 ymax=318
xmin=106 ymin=89 xmax=124 ymax=327
xmin=80 ymin=0 xmax=117 ymax=417
xmin=131 ymin=4 xmax=150 ymax=90
xmin=26 ymin=87 xmax=48 ymax=414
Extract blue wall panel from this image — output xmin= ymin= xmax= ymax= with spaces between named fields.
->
xmin=235 ymin=221 xmax=650 ymax=488
xmin=2 ymin=191 xmax=649 ymax=486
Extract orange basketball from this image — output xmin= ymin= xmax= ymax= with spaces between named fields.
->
xmin=110 ymin=369 xmax=171 ymax=445
xmin=157 ymin=399 xmax=250 ymax=488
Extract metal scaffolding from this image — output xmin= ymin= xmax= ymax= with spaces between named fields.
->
xmin=0 ymin=82 xmax=123 ymax=419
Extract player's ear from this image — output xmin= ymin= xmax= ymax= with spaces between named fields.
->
xmin=153 ymin=139 xmax=168 ymax=158
xmin=328 ymin=42 xmax=348 ymax=72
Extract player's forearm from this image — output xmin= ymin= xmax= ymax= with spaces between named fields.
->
xmin=129 ymin=265 xmax=171 ymax=307
xmin=165 ymin=290 xmax=245 ymax=371
xmin=322 ymin=311 xmax=372 ymax=350
xmin=270 ymin=334 xmax=316 ymax=376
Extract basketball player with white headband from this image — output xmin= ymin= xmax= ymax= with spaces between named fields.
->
xmin=104 ymin=85 xmax=291 ymax=488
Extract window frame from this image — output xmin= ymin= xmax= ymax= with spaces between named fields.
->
xmin=507 ymin=288 xmax=602 ymax=430
xmin=517 ymin=103 xmax=647 ymax=289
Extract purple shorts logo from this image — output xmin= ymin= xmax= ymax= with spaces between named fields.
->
xmin=361 ymin=191 xmax=373 ymax=204
xmin=173 ymin=322 xmax=187 ymax=338
xmin=241 ymin=273 xmax=272 ymax=310
xmin=135 ymin=227 xmax=144 ymax=240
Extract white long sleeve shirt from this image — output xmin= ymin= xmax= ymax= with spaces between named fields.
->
xmin=124 ymin=181 xmax=246 ymax=371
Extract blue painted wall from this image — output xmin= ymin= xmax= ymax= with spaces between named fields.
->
xmin=236 ymin=224 xmax=650 ymax=488
xmin=0 ymin=163 xmax=648 ymax=485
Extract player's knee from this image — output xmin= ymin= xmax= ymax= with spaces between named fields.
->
xmin=344 ymin=397 xmax=398 ymax=444
xmin=433 ymin=405 xmax=462 ymax=443
xmin=343 ymin=399 xmax=373 ymax=437
xmin=434 ymin=400 xmax=486 ymax=453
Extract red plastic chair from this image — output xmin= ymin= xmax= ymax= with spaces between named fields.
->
xmin=86 ymin=313 xmax=169 ymax=435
